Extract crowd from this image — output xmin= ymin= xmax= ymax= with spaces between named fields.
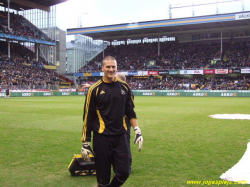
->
xmin=0 ymin=11 xmax=49 ymax=41
xmin=211 ymin=41 xmax=250 ymax=68
xmin=78 ymin=40 xmax=250 ymax=90
xmin=0 ymin=42 xmax=59 ymax=90
xmin=80 ymin=41 xmax=250 ymax=72
xmin=126 ymin=76 xmax=250 ymax=90
xmin=0 ymin=60 xmax=60 ymax=90
xmin=0 ymin=41 xmax=47 ymax=65
xmin=81 ymin=75 xmax=250 ymax=91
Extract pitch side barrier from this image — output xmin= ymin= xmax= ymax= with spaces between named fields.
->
xmin=0 ymin=91 xmax=85 ymax=97
xmin=1 ymin=90 xmax=250 ymax=97
xmin=132 ymin=90 xmax=250 ymax=97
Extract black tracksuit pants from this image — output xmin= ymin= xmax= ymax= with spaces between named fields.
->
xmin=93 ymin=132 xmax=130 ymax=187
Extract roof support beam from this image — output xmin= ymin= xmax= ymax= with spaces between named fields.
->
xmin=10 ymin=0 xmax=50 ymax=12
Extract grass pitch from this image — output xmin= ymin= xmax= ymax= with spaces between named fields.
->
xmin=0 ymin=96 xmax=250 ymax=187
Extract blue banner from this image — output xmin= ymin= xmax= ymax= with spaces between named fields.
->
xmin=128 ymin=71 xmax=138 ymax=75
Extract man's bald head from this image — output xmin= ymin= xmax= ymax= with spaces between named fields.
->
xmin=116 ymin=73 xmax=126 ymax=81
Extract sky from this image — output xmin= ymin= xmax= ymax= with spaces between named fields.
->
xmin=56 ymin=0 xmax=250 ymax=31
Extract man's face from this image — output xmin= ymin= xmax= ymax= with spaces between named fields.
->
xmin=102 ymin=59 xmax=117 ymax=81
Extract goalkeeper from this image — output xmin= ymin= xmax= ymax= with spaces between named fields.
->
xmin=83 ymin=73 xmax=135 ymax=169
xmin=81 ymin=56 xmax=143 ymax=187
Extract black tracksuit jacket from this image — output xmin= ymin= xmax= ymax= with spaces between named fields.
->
xmin=81 ymin=77 xmax=136 ymax=142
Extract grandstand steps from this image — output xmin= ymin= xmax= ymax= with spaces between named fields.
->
xmin=88 ymin=48 xmax=105 ymax=62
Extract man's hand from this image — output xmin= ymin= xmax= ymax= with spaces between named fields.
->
xmin=81 ymin=142 xmax=94 ymax=162
xmin=134 ymin=127 xmax=143 ymax=151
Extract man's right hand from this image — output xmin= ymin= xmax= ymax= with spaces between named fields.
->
xmin=81 ymin=142 xmax=94 ymax=162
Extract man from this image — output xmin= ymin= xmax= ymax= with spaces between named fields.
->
xmin=5 ymin=88 xmax=9 ymax=99
xmin=83 ymin=73 xmax=133 ymax=169
xmin=81 ymin=56 xmax=143 ymax=187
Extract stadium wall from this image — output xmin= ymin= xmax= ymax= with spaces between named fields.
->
xmin=1 ymin=90 xmax=250 ymax=97
xmin=132 ymin=90 xmax=250 ymax=97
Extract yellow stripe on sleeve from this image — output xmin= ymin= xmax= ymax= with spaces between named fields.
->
xmin=81 ymin=80 xmax=102 ymax=142
xmin=96 ymin=109 xmax=105 ymax=133
xmin=123 ymin=116 xmax=127 ymax=130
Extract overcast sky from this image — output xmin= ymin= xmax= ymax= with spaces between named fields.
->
xmin=56 ymin=0 xmax=250 ymax=31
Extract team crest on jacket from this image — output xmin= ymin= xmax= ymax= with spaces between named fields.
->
xmin=121 ymin=90 xmax=125 ymax=95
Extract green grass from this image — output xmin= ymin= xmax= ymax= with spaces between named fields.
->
xmin=0 ymin=96 xmax=250 ymax=187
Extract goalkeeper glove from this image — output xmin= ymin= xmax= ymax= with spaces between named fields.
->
xmin=134 ymin=126 xmax=143 ymax=151
xmin=81 ymin=142 xmax=94 ymax=162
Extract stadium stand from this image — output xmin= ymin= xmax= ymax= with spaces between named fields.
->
xmin=80 ymin=41 xmax=250 ymax=72
xmin=0 ymin=39 xmax=76 ymax=90
xmin=0 ymin=11 xmax=49 ymax=41
xmin=0 ymin=42 xmax=59 ymax=90
xmin=78 ymin=39 xmax=250 ymax=90
xmin=0 ymin=4 xmax=74 ymax=91
xmin=0 ymin=38 xmax=70 ymax=90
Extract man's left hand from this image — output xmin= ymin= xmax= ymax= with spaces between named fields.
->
xmin=134 ymin=126 xmax=143 ymax=151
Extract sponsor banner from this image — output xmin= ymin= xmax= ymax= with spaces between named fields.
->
xmin=142 ymin=92 xmax=155 ymax=96
xmin=180 ymin=70 xmax=203 ymax=74
xmin=83 ymin=73 xmax=92 ymax=76
xmin=241 ymin=69 xmax=250 ymax=74
xmin=120 ymin=71 xmax=128 ymax=76
xmin=137 ymin=71 xmax=148 ymax=76
xmin=78 ymin=92 xmax=85 ymax=95
xmin=100 ymin=72 xmax=104 ymax=76
xmin=192 ymin=92 xmax=207 ymax=97
xmin=75 ymin=73 xmax=83 ymax=76
xmin=44 ymin=65 xmax=56 ymax=70
xmin=22 ymin=92 xmax=32 ymax=97
xmin=43 ymin=92 xmax=52 ymax=96
xmin=228 ymin=68 xmax=241 ymax=74
xmin=159 ymin=70 xmax=169 ymax=75
xmin=166 ymin=92 xmax=180 ymax=96
xmin=169 ymin=70 xmax=180 ymax=75
xmin=92 ymin=72 xmax=101 ymax=76
xmin=215 ymin=69 xmax=228 ymax=74
xmin=4 ymin=91 xmax=250 ymax=97
xmin=220 ymin=93 xmax=237 ymax=97
xmin=192 ymin=70 xmax=203 ymax=74
xmin=128 ymin=71 xmax=138 ymax=76
xmin=131 ymin=90 xmax=249 ymax=97
xmin=204 ymin=69 xmax=215 ymax=74
xmin=148 ymin=71 xmax=159 ymax=75
xmin=235 ymin=12 xmax=250 ymax=20
xmin=180 ymin=70 xmax=188 ymax=74
xmin=62 ymin=92 xmax=70 ymax=96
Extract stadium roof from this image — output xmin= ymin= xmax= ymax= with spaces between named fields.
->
xmin=0 ymin=0 xmax=67 ymax=12
xmin=67 ymin=11 xmax=250 ymax=41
